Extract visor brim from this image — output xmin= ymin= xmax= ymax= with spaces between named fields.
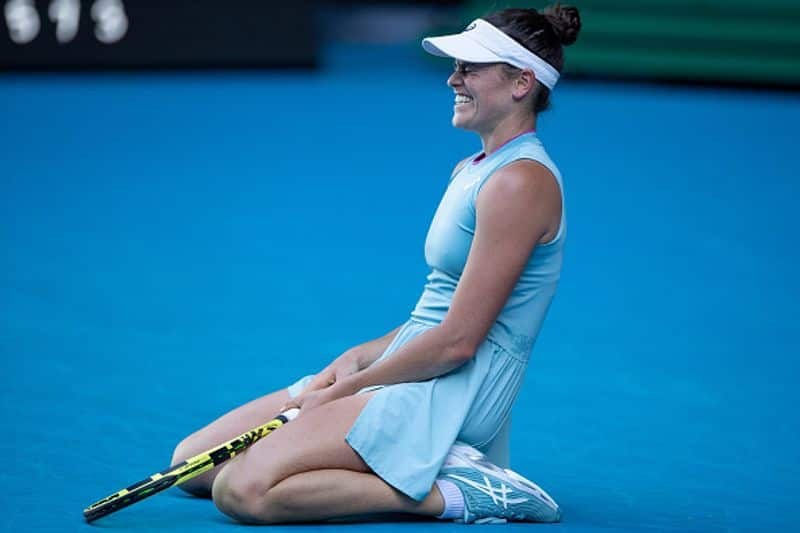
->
xmin=422 ymin=34 xmax=501 ymax=64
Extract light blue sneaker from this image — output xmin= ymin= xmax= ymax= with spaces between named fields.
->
xmin=439 ymin=442 xmax=561 ymax=524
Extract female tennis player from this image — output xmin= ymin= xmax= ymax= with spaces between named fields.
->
xmin=171 ymin=4 xmax=581 ymax=524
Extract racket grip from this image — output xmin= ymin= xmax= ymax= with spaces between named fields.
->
xmin=281 ymin=408 xmax=300 ymax=421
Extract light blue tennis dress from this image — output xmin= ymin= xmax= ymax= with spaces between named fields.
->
xmin=288 ymin=131 xmax=566 ymax=501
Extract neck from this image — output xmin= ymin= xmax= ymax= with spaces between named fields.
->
xmin=479 ymin=114 xmax=537 ymax=155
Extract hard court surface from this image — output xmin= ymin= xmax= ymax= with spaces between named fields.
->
xmin=1 ymin=43 xmax=798 ymax=532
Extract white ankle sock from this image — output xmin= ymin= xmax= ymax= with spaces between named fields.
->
xmin=435 ymin=478 xmax=465 ymax=520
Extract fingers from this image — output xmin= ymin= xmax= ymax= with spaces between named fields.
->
xmin=282 ymin=372 xmax=336 ymax=413
xmin=319 ymin=371 xmax=336 ymax=385
xmin=307 ymin=372 xmax=336 ymax=391
xmin=280 ymin=397 xmax=302 ymax=413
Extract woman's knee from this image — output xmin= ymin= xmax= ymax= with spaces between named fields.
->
xmin=212 ymin=479 xmax=297 ymax=524
xmin=170 ymin=434 xmax=213 ymax=497
xmin=171 ymin=430 xmax=211 ymax=470
xmin=171 ymin=434 xmax=193 ymax=466
xmin=211 ymin=461 xmax=279 ymax=524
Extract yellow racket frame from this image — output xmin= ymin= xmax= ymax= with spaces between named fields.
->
xmin=83 ymin=408 xmax=299 ymax=522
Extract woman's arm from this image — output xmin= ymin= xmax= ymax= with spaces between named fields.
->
xmin=295 ymin=325 xmax=403 ymax=396
xmin=316 ymin=154 xmax=485 ymax=385
xmin=334 ymin=160 xmax=562 ymax=395
xmin=346 ymin=325 xmax=404 ymax=370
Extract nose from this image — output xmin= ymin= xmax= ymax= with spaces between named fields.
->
xmin=447 ymin=70 xmax=462 ymax=88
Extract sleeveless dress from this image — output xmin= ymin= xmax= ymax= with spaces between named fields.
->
xmin=288 ymin=131 xmax=566 ymax=501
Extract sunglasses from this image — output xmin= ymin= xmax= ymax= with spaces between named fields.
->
xmin=452 ymin=60 xmax=519 ymax=76
xmin=453 ymin=60 xmax=501 ymax=75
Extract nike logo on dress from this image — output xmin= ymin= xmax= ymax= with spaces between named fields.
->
xmin=463 ymin=177 xmax=481 ymax=190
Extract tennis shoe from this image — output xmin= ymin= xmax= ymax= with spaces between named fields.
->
xmin=439 ymin=442 xmax=561 ymax=524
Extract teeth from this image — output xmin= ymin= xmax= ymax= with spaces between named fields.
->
xmin=455 ymin=94 xmax=473 ymax=104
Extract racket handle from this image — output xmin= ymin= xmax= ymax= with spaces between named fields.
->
xmin=281 ymin=407 xmax=300 ymax=421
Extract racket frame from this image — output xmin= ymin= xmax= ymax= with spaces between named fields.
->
xmin=83 ymin=408 xmax=299 ymax=523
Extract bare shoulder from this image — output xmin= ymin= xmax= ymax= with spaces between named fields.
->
xmin=487 ymin=159 xmax=560 ymax=199
xmin=477 ymin=159 xmax=562 ymax=243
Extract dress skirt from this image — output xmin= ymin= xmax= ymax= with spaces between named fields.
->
xmin=287 ymin=319 xmax=525 ymax=501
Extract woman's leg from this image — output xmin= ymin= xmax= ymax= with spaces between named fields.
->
xmin=170 ymin=388 xmax=291 ymax=497
xmin=246 ymin=469 xmax=443 ymax=524
xmin=211 ymin=392 xmax=445 ymax=524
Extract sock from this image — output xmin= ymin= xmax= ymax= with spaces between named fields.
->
xmin=435 ymin=478 xmax=465 ymax=520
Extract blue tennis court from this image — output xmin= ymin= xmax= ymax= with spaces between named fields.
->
xmin=2 ymin=42 xmax=799 ymax=531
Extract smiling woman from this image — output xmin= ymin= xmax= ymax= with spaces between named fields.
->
xmin=425 ymin=5 xmax=581 ymax=128
xmin=169 ymin=3 xmax=581 ymax=526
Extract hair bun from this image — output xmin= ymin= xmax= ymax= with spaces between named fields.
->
xmin=542 ymin=3 xmax=581 ymax=46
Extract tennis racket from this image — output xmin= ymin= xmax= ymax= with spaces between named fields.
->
xmin=83 ymin=408 xmax=300 ymax=523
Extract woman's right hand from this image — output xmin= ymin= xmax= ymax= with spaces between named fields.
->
xmin=299 ymin=350 xmax=361 ymax=395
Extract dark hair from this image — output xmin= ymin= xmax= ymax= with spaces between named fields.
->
xmin=484 ymin=3 xmax=581 ymax=114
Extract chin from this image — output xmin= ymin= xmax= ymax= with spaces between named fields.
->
xmin=451 ymin=114 xmax=472 ymax=130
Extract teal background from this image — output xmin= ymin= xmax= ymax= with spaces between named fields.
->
xmin=1 ymin=43 xmax=799 ymax=531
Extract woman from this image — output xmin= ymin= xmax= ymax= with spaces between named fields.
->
xmin=171 ymin=4 xmax=581 ymax=524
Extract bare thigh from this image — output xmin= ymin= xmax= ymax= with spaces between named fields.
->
xmin=212 ymin=392 xmax=377 ymax=521
xmin=171 ymin=388 xmax=291 ymax=496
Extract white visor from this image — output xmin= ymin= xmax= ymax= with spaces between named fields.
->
xmin=422 ymin=19 xmax=560 ymax=90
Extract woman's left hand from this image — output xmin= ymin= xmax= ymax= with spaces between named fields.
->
xmin=281 ymin=383 xmax=350 ymax=416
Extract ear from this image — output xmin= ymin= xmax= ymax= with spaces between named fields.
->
xmin=511 ymin=69 xmax=536 ymax=101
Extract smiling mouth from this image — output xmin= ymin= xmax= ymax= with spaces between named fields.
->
xmin=454 ymin=94 xmax=473 ymax=105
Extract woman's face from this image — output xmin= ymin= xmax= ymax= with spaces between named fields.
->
xmin=447 ymin=60 xmax=517 ymax=133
